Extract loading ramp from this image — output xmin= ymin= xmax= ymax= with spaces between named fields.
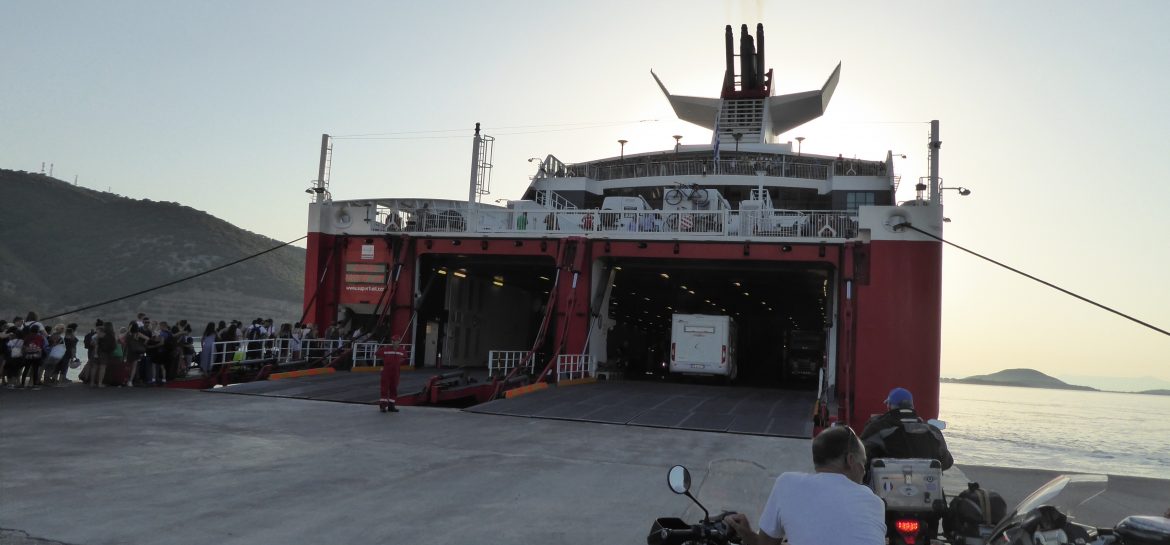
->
xmin=209 ymin=367 xmax=495 ymax=405
xmin=466 ymin=381 xmax=816 ymax=438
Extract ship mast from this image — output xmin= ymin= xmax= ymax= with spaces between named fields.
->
xmin=468 ymin=123 xmax=495 ymax=204
xmin=929 ymin=120 xmax=941 ymax=205
xmin=314 ymin=133 xmax=332 ymax=204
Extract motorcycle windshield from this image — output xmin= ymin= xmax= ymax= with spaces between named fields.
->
xmin=681 ymin=458 xmax=773 ymax=523
xmin=989 ymin=474 xmax=1108 ymax=539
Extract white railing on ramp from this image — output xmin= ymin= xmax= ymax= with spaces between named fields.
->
xmin=556 ymin=354 xmax=596 ymax=381
xmin=488 ymin=350 xmax=536 ymax=377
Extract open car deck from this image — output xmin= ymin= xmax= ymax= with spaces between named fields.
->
xmin=207 ymin=370 xmax=815 ymax=437
xmin=466 ymin=381 xmax=816 ymax=438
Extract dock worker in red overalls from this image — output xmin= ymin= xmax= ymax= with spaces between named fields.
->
xmin=378 ymin=340 xmax=405 ymax=413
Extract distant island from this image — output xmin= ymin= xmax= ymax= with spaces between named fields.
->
xmin=942 ymin=368 xmax=1098 ymax=391
xmin=942 ymin=369 xmax=1170 ymax=396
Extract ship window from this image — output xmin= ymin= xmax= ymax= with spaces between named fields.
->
xmin=846 ymin=192 xmax=875 ymax=210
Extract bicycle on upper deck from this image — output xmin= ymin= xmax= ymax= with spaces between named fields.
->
xmin=664 ymin=183 xmax=710 ymax=207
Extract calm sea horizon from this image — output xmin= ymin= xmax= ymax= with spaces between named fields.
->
xmin=939 ymin=382 xmax=1170 ymax=480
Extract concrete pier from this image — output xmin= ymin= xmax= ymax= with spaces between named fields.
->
xmin=2 ymin=386 xmax=1166 ymax=545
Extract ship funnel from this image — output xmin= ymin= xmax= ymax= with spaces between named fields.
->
xmin=755 ymin=24 xmax=765 ymax=90
xmin=723 ymin=25 xmax=735 ymax=96
xmin=653 ymin=23 xmax=840 ymax=137
xmin=739 ymin=24 xmax=757 ymax=91
xmin=717 ymin=23 xmax=771 ymax=99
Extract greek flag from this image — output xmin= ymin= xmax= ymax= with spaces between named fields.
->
xmin=712 ymin=120 xmax=721 ymax=163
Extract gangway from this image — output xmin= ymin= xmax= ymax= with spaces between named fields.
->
xmin=183 ymin=236 xmax=591 ymax=403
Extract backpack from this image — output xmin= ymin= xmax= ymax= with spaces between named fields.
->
xmin=84 ymin=331 xmax=96 ymax=350
xmin=6 ymin=338 xmax=23 ymax=358
xmin=97 ymin=333 xmax=116 ymax=353
xmin=870 ymin=414 xmax=946 ymax=462
xmin=163 ymin=332 xmax=178 ymax=355
xmin=23 ymin=335 xmax=43 ymax=359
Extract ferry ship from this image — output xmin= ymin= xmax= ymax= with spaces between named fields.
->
xmin=299 ymin=24 xmax=945 ymax=431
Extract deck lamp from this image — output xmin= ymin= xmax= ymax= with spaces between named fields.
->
xmin=941 ymin=186 xmax=971 ymax=196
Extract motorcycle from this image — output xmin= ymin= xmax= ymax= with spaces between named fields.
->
xmin=867 ymin=418 xmax=956 ymax=545
xmin=649 ymin=457 xmax=1169 ymax=545
xmin=974 ymin=473 xmax=1170 ymax=545
xmin=648 ymin=459 xmax=770 ymax=545
xmin=869 ymin=457 xmax=949 ymax=545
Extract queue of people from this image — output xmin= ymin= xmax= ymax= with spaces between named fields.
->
xmin=1 ymin=311 xmax=321 ymax=389
xmin=79 ymin=313 xmax=196 ymax=388
xmin=1 ymin=312 xmax=80 ymax=390
xmin=193 ymin=319 xmax=337 ymax=374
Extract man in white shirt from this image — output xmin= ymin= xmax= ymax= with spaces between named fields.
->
xmin=724 ymin=425 xmax=886 ymax=545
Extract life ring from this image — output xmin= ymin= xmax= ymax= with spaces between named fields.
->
xmin=581 ymin=214 xmax=594 ymax=229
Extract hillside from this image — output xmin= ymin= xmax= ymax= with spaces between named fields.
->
xmin=0 ymin=169 xmax=304 ymax=328
xmin=942 ymin=368 xmax=1098 ymax=391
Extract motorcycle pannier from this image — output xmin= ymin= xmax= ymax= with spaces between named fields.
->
xmin=1114 ymin=516 xmax=1170 ymax=545
xmin=944 ymin=482 xmax=1007 ymax=544
xmin=869 ymin=458 xmax=944 ymax=512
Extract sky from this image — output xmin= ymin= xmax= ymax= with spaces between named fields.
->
xmin=3 ymin=1 xmax=1168 ymax=387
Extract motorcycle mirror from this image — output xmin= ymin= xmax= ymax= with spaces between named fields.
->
xmin=927 ymin=418 xmax=946 ymax=430
xmin=667 ymin=465 xmax=691 ymax=495
xmin=666 ymin=465 xmax=711 ymax=522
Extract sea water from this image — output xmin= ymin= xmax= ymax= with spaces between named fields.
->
xmin=939 ymin=383 xmax=1170 ymax=479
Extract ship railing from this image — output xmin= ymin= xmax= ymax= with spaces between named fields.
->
xmin=201 ymin=339 xmax=283 ymax=366
xmin=475 ymin=208 xmax=563 ymax=233
xmin=834 ymin=160 xmax=888 ymax=177
xmin=556 ymin=354 xmax=597 ymax=382
xmin=488 ymin=350 xmax=538 ymax=378
xmin=194 ymin=338 xmax=416 ymax=368
xmin=262 ymin=338 xmax=322 ymax=365
xmin=395 ymin=205 xmax=859 ymax=239
xmin=712 ymin=159 xmax=830 ymax=179
xmin=352 ymin=342 xmax=381 ymax=367
xmin=370 ymin=201 xmax=860 ymax=239
xmin=351 ymin=342 xmax=414 ymax=367
xmin=369 ymin=200 xmax=475 ymax=233
xmin=298 ymin=338 xmax=350 ymax=362
xmin=566 ymin=157 xmax=831 ymax=181
xmin=533 ymin=189 xmax=577 ymax=210
xmin=736 ymin=209 xmax=859 ymax=238
xmin=530 ymin=155 xmax=568 ymax=180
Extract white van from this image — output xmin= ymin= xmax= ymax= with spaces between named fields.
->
xmin=661 ymin=187 xmax=732 ymax=233
xmin=670 ymin=314 xmax=738 ymax=380
xmin=599 ymin=195 xmax=658 ymax=232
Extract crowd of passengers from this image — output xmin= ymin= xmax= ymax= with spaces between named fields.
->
xmin=0 ymin=311 xmax=357 ymax=389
